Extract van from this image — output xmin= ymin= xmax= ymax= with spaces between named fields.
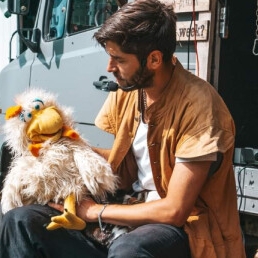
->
xmin=0 ymin=0 xmax=128 ymax=150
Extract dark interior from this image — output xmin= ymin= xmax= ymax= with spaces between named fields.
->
xmin=218 ymin=1 xmax=258 ymax=257
xmin=218 ymin=0 xmax=258 ymax=149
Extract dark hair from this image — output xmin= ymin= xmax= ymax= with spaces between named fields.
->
xmin=93 ymin=0 xmax=177 ymax=63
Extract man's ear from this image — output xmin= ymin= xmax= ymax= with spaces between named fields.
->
xmin=146 ymin=50 xmax=163 ymax=69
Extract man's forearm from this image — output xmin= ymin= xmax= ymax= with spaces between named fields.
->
xmin=91 ymin=147 xmax=111 ymax=161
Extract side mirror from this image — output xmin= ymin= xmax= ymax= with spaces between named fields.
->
xmin=8 ymin=0 xmax=30 ymax=15
xmin=7 ymin=0 xmax=39 ymax=53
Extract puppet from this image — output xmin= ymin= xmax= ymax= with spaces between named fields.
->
xmin=0 ymin=88 xmax=118 ymax=231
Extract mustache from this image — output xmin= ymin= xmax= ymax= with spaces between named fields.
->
xmin=113 ymin=72 xmax=139 ymax=86
xmin=113 ymin=72 xmax=122 ymax=80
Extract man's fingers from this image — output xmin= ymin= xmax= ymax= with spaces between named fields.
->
xmin=48 ymin=202 xmax=64 ymax=212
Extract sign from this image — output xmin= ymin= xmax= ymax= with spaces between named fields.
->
xmin=160 ymin=0 xmax=210 ymax=13
xmin=176 ymin=20 xmax=209 ymax=41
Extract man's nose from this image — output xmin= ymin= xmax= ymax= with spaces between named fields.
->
xmin=107 ymin=58 xmax=117 ymax=72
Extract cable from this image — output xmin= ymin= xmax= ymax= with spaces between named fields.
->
xmin=187 ymin=19 xmax=192 ymax=71
xmin=192 ymin=0 xmax=199 ymax=77
xmin=236 ymin=166 xmax=246 ymax=211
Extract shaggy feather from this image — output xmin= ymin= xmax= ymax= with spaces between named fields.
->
xmin=1 ymin=88 xmax=118 ymax=214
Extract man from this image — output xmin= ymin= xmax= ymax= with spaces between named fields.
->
xmin=0 ymin=0 xmax=246 ymax=257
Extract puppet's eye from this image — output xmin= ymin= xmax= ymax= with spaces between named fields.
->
xmin=33 ymin=98 xmax=44 ymax=110
xmin=19 ymin=110 xmax=32 ymax=123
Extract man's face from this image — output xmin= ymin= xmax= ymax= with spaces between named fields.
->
xmin=105 ymin=41 xmax=154 ymax=91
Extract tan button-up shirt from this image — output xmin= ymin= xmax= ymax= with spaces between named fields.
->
xmin=95 ymin=60 xmax=246 ymax=258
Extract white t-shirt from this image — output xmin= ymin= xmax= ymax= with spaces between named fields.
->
xmin=132 ymin=118 xmax=217 ymax=202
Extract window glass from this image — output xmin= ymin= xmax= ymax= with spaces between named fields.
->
xmin=68 ymin=0 xmax=119 ymax=34
xmin=44 ymin=0 xmax=126 ymax=39
xmin=45 ymin=0 xmax=68 ymax=41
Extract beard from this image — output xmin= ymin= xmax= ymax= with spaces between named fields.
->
xmin=113 ymin=65 xmax=154 ymax=92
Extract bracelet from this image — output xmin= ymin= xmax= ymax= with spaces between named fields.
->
xmin=98 ymin=204 xmax=108 ymax=232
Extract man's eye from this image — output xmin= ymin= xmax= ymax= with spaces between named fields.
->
xmin=19 ymin=110 xmax=32 ymax=123
xmin=33 ymin=98 xmax=44 ymax=110
xmin=116 ymin=59 xmax=125 ymax=64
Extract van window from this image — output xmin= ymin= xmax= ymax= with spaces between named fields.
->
xmin=44 ymin=0 xmax=125 ymax=40
xmin=44 ymin=0 xmax=69 ymax=40
xmin=68 ymin=0 xmax=119 ymax=34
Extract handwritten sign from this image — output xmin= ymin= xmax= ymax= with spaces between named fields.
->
xmin=160 ymin=0 xmax=210 ymax=13
xmin=176 ymin=20 xmax=209 ymax=41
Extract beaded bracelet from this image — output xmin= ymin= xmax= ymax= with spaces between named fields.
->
xmin=98 ymin=204 xmax=108 ymax=231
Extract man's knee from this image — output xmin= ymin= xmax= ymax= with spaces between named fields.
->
xmin=108 ymin=224 xmax=191 ymax=258
xmin=1 ymin=204 xmax=58 ymax=230
xmin=108 ymin=233 xmax=143 ymax=258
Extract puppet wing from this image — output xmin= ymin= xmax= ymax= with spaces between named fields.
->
xmin=72 ymin=145 xmax=118 ymax=199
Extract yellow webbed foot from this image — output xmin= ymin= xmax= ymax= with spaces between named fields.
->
xmin=46 ymin=193 xmax=86 ymax=230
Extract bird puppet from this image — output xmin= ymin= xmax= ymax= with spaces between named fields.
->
xmin=0 ymin=88 xmax=118 ymax=231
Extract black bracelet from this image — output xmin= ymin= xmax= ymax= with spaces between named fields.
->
xmin=98 ymin=204 xmax=108 ymax=231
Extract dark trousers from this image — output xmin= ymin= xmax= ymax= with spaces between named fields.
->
xmin=0 ymin=204 xmax=191 ymax=258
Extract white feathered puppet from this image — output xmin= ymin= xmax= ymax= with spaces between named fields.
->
xmin=0 ymin=88 xmax=118 ymax=231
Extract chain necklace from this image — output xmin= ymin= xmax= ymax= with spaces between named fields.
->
xmin=142 ymin=90 xmax=147 ymax=110
xmin=141 ymin=90 xmax=148 ymax=123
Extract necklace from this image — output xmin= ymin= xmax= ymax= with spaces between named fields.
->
xmin=142 ymin=90 xmax=147 ymax=110
xmin=141 ymin=90 xmax=148 ymax=123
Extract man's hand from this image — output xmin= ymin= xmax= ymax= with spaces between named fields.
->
xmin=76 ymin=198 xmax=103 ymax=222
xmin=48 ymin=197 xmax=103 ymax=223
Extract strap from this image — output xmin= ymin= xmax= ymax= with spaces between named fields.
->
xmin=98 ymin=204 xmax=108 ymax=232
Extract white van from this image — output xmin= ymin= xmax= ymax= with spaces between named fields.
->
xmin=0 ymin=0 xmax=129 ymax=150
